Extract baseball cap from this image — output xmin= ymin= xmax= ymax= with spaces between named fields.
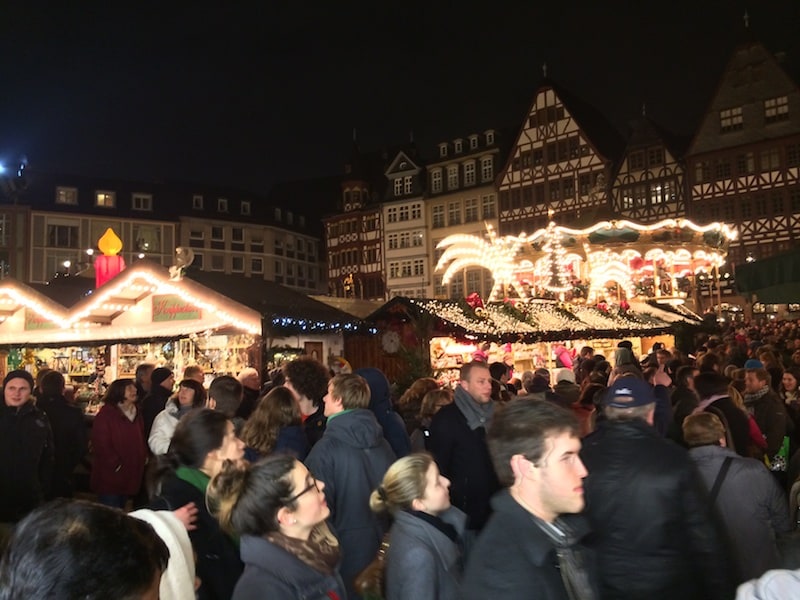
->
xmin=603 ymin=377 xmax=655 ymax=408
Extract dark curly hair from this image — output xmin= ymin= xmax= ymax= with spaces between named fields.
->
xmin=282 ymin=356 xmax=329 ymax=407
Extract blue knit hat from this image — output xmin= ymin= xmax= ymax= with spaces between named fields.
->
xmin=744 ymin=359 xmax=764 ymax=369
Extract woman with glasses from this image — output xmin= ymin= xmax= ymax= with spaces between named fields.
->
xmin=370 ymin=452 xmax=465 ymax=600
xmin=150 ymin=408 xmax=245 ymax=600
xmin=210 ymin=455 xmax=345 ymax=600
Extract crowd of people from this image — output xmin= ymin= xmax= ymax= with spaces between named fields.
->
xmin=1 ymin=318 xmax=800 ymax=598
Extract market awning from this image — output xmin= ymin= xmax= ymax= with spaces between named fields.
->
xmin=735 ymin=251 xmax=800 ymax=304
xmin=367 ymin=297 xmax=701 ymax=343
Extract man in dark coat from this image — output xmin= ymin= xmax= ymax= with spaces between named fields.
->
xmin=693 ymin=371 xmax=755 ymax=458
xmin=430 ymin=361 xmax=500 ymax=555
xmin=36 ymin=370 xmax=88 ymax=498
xmin=464 ymin=399 xmax=598 ymax=600
xmin=0 ymin=370 xmax=55 ymax=530
xmin=235 ymin=367 xmax=261 ymax=421
xmin=305 ymin=373 xmax=395 ymax=600
xmin=283 ymin=356 xmax=329 ymax=448
xmin=141 ymin=367 xmax=174 ymax=439
xmin=744 ymin=367 xmax=788 ymax=462
xmin=580 ymin=376 xmax=735 ymax=600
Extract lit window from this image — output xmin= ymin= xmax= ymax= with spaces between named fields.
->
xmin=481 ymin=156 xmax=493 ymax=182
xmin=431 ymin=170 xmax=442 ymax=194
xmin=464 ymin=162 xmax=476 ymax=186
xmin=765 ymin=96 xmax=789 ymax=123
xmin=95 ymin=191 xmax=115 ymax=208
xmin=241 ymin=201 xmax=251 ymax=215
xmin=192 ymin=195 xmax=203 ymax=209
xmin=55 ymin=187 xmax=78 ymax=205
xmin=447 ymin=165 xmax=459 ymax=190
xmin=218 ymin=198 xmax=228 ymax=212
xmin=432 ymin=205 xmax=445 ymax=228
xmin=465 ymin=198 xmax=479 ymax=222
xmin=132 ymin=193 xmax=152 ymax=211
xmin=720 ymin=107 xmax=743 ymax=132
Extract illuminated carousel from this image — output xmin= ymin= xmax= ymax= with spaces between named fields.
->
xmin=370 ymin=218 xmax=736 ymax=380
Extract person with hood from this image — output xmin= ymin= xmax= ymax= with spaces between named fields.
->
xmin=304 ymin=373 xmax=396 ymax=599
xmin=142 ymin=367 xmax=175 ymax=439
xmin=354 ymin=367 xmax=411 ymax=458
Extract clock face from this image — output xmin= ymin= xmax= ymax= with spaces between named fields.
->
xmin=381 ymin=331 xmax=401 ymax=354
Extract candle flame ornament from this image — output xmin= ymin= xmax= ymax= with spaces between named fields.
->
xmin=95 ymin=228 xmax=126 ymax=288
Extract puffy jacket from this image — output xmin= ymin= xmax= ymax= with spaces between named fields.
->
xmin=233 ymin=534 xmax=346 ymax=600
xmin=580 ymin=418 xmax=735 ymax=600
xmin=305 ymin=408 xmax=396 ymax=599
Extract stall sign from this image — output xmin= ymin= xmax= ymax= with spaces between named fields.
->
xmin=24 ymin=308 xmax=58 ymax=330
xmin=152 ymin=295 xmax=201 ymax=322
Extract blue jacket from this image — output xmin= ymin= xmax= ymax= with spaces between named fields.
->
xmin=305 ymin=408 xmax=396 ymax=599
xmin=233 ymin=534 xmax=346 ymax=600
xmin=355 ymin=367 xmax=411 ymax=458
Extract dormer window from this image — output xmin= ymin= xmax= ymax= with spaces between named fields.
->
xmin=454 ymin=139 xmax=463 ymax=153
xmin=218 ymin=198 xmax=228 ymax=212
xmin=55 ymin=187 xmax=78 ymax=205
xmin=241 ymin=201 xmax=251 ymax=216
xmin=485 ymin=130 xmax=495 ymax=145
xmin=469 ymin=135 xmax=478 ymax=150
xmin=95 ymin=191 xmax=115 ymax=208
xmin=439 ymin=143 xmax=448 ymax=158
xmin=192 ymin=195 xmax=203 ymax=209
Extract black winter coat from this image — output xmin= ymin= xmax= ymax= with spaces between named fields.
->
xmin=0 ymin=401 xmax=54 ymax=522
xmin=38 ymin=394 xmax=88 ymax=498
xmin=429 ymin=403 xmax=500 ymax=531
xmin=151 ymin=474 xmax=243 ymax=600
xmin=580 ymin=419 xmax=735 ymax=600
xmin=141 ymin=385 xmax=173 ymax=439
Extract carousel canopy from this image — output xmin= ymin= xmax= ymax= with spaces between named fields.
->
xmin=367 ymin=296 xmax=702 ymax=343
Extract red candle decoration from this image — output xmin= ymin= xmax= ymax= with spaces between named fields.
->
xmin=95 ymin=228 xmax=126 ymax=288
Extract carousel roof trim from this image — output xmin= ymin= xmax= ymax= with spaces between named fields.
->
xmin=529 ymin=218 xmax=738 ymax=242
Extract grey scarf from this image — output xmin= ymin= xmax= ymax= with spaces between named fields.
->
xmin=453 ymin=385 xmax=493 ymax=430
xmin=532 ymin=516 xmax=597 ymax=600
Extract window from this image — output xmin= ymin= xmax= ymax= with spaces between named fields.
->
xmin=720 ymin=107 xmax=743 ymax=132
xmin=447 ymin=165 xmax=459 ymax=190
xmin=464 ymin=162 xmax=476 ymax=186
xmin=439 ymin=143 xmax=448 ymax=158
xmin=250 ymin=236 xmax=264 ymax=253
xmin=787 ymin=144 xmax=800 ymax=168
xmin=765 ymin=96 xmax=789 ymax=123
xmin=760 ymin=148 xmax=780 ymax=171
xmin=218 ymin=198 xmax=228 ymax=212
xmin=714 ymin=160 xmax=731 ymax=180
xmin=412 ymin=230 xmax=423 ymax=247
xmin=481 ymin=157 xmax=493 ymax=182
xmin=394 ymin=178 xmax=403 ymax=197
xmin=533 ymin=148 xmax=543 ymax=166
xmin=47 ymin=224 xmax=79 ymax=248
xmin=482 ymin=195 xmax=496 ymax=218
xmin=55 ymin=187 xmax=77 ymax=205
xmin=550 ymin=180 xmax=561 ymax=201
xmin=132 ymin=193 xmax=152 ymax=211
xmin=133 ymin=225 xmax=161 ymax=252
xmin=413 ymin=259 xmax=424 ymax=276
xmin=563 ymin=177 xmax=574 ymax=199
xmin=232 ymin=256 xmax=244 ymax=272
xmin=274 ymin=207 xmax=281 ymax=221
xmin=389 ymin=262 xmax=399 ymax=278
xmin=274 ymin=239 xmax=284 ymax=256
xmin=192 ymin=195 xmax=203 ymax=209
xmin=399 ymin=205 xmax=409 ymax=221
xmin=210 ymin=255 xmax=224 ymax=271
xmin=211 ymin=226 xmax=224 ymax=241
xmin=772 ymin=193 xmax=784 ymax=214
xmin=232 ymin=228 xmax=244 ymax=245
xmin=194 ymin=253 xmax=204 ymax=268
xmin=189 ymin=229 xmax=204 ymax=241
xmin=275 ymin=261 xmax=283 ymax=275
xmin=431 ymin=170 xmax=443 ymax=194
xmin=485 ymin=131 xmax=495 ymax=145
xmin=647 ymin=148 xmax=664 ymax=167
xmin=737 ymin=152 xmax=755 ymax=175
xmin=299 ymin=215 xmax=305 ymax=227
xmin=469 ymin=135 xmax=478 ymax=150
xmin=432 ymin=205 xmax=445 ymax=228
xmin=241 ymin=201 xmax=251 ymax=216
xmin=388 ymin=233 xmax=398 ymax=249
xmin=287 ymin=211 xmax=294 ymax=225
xmin=465 ymin=198 xmax=479 ymax=222
xmin=579 ymin=174 xmax=591 ymax=196
xmin=251 ymin=257 xmax=263 ymax=273
xmin=400 ymin=232 xmax=410 ymax=248
xmin=628 ymin=152 xmax=644 ymax=170
xmin=448 ymin=202 xmax=461 ymax=226
xmin=454 ymin=139 xmax=463 ymax=153
xmin=401 ymin=260 xmax=412 ymax=277
xmin=387 ymin=207 xmax=398 ymax=223
xmin=95 ymin=191 xmax=115 ymax=208
xmin=411 ymin=203 xmax=421 ymax=219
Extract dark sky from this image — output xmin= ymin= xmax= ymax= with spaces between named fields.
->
xmin=1 ymin=1 xmax=799 ymax=195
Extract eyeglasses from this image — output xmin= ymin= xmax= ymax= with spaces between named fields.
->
xmin=286 ymin=474 xmax=320 ymax=504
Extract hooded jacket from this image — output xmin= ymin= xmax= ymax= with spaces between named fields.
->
xmin=354 ymin=367 xmax=411 ymax=458
xmin=305 ymin=408 xmax=396 ymax=599
xmin=385 ymin=507 xmax=466 ymax=600
xmin=232 ymin=534 xmax=346 ymax=600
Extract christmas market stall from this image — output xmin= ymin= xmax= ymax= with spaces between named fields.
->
xmin=0 ymin=261 xmax=366 ymax=399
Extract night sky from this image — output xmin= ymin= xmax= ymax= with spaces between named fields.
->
xmin=1 ymin=1 xmax=799 ymax=196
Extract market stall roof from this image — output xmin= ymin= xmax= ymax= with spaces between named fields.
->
xmin=185 ymin=270 xmax=368 ymax=335
xmin=309 ymin=296 xmax=385 ymax=320
xmin=366 ymin=297 xmax=701 ymax=343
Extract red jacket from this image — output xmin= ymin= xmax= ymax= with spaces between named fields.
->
xmin=90 ymin=403 xmax=146 ymax=496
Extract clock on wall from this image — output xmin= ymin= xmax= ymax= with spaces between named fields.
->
xmin=381 ymin=330 xmax=401 ymax=354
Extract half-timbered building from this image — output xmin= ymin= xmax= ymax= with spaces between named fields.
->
xmin=497 ymin=81 xmax=624 ymax=236
xmin=686 ymin=39 xmax=800 ymax=267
